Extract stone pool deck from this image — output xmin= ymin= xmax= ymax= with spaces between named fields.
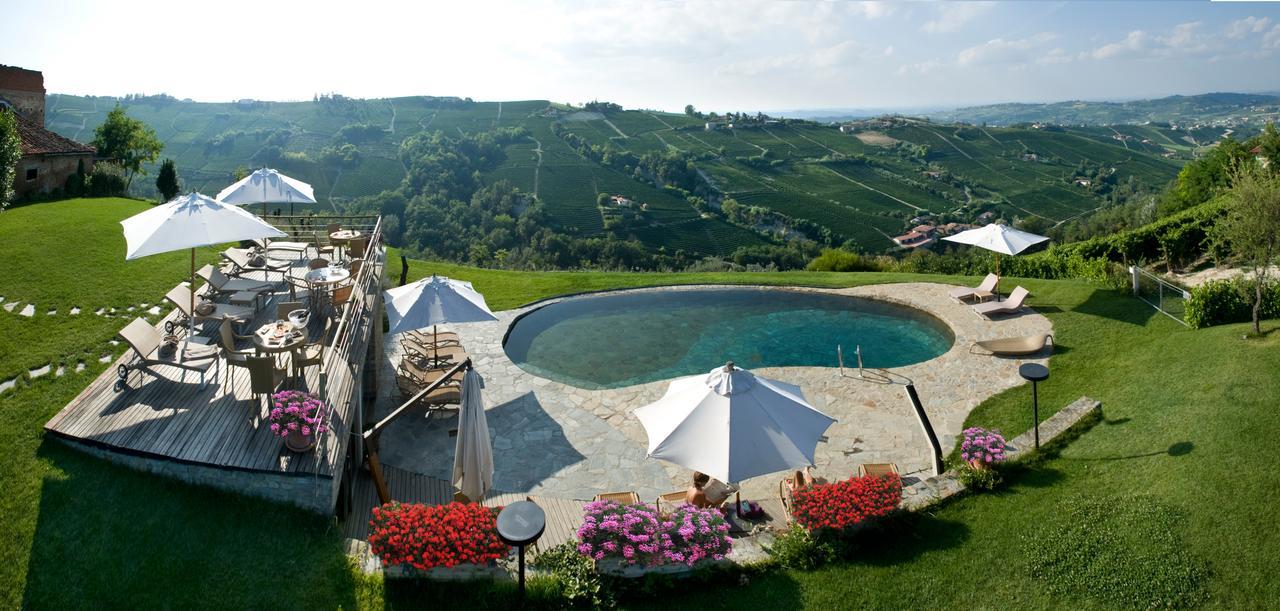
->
xmin=372 ymin=282 xmax=1052 ymax=504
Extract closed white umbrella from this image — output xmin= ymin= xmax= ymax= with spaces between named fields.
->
xmin=942 ymin=223 xmax=1049 ymax=295
xmin=383 ymin=276 xmax=497 ymax=357
xmin=634 ymin=362 xmax=836 ymax=485
xmin=453 ymin=369 xmax=494 ymax=502
xmin=216 ymin=168 xmax=317 ymax=216
xmin=121 ymin=192 xmax=286 ymax=341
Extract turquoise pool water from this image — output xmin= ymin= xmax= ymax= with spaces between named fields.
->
xmin=503 ymin=288 xmax=955 ymax=389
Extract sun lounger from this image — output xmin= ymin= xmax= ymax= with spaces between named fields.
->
xmin=949 ymin=273 xmax=999 ymax=303
xmin=165 ymin=285 xmax=254 ymax=331
xmin=222 ymin=247 xmax=291 ymax=279
xmin=973 ymin=286 xmax=1030 ymax=319
xmin=594 ymin=491 xmax=641 ymax=505
xmin=196 ymin=264 xmax=276 ymax=300
xmin=857 ymin=463 xmax=900 ymax=478
xmin=395 ymin=371 xmax=462 ymax=410
xmin=115 ymin=317 xmax=219 ymax=392
xmin=970 ymin=333 xmax=1054 ymax=356
xmin=401 ymin=340 xmax=467 ymax=367
xmin=656 ymin=490 xmax=688 ymax=512
xmin=252 ymin=237 xmax=309 ymax=259
xmin=404 ymin=329 xmax=462 ymax=348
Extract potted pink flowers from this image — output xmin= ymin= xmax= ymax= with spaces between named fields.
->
xmin=960 ymin=426 xmax=1007 ymax=471
xmin=269 ymin=390 xmax=328 ymax=452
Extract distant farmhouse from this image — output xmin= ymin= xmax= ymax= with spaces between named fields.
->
xmin=1 ymin=64 xmax=95 ymax=199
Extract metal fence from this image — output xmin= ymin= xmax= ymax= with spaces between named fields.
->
xmin=1130 ymin=265 xmax=1191 ymax=326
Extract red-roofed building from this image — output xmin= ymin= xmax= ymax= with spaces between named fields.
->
xmin=892 ymin=230 xmax=934 ymax=249
xmin=2 ymin=64 xmax=95 ymax=199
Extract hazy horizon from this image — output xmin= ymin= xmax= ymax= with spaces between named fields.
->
xmin=4 ymin=0 xmax=1280 ymax=114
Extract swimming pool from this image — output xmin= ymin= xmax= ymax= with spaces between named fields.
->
xmin=503 ymin=287 xmax=955 ymax=389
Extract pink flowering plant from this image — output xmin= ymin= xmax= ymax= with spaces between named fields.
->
xmin=268 ymin=390 xmax=328 ymax=439
xmin=960 ymin=426 xmax=1007 ymax=465
xmin=575 ymin=500 xmax=731 ymax=567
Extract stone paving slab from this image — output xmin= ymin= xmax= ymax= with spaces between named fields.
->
xmin=375 ymin=283 xmax=1052 ymax=503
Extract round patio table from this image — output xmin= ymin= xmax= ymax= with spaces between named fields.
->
xmin=329 ymin=230 xmax=363 ymax=261
xmin=252 ymin=320 xmax=306 ymax=354
xmin=304 ymin=266 xmax=351 ymax=316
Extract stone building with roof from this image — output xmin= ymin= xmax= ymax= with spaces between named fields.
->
xmin=1 ymin=64 xmax=95 ymax=199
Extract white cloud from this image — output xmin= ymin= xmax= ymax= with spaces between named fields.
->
xmin=718 ymin=40 xmax=873 ymax=77
xmin=898 ymin=59 xmax=945 ymax=75
xmin=921 ymin=2 xmax=995 ymax=34
xmin=848 ymin=1 xmax=896 ymax=20
xmin=1083 ymin=22 xmax=1212 ymax=61
xmin=1266 ymin=24 xmax=1280 ymax=49
xmin=1037 ymin=48 xmax=1073 ymax=65
xmin=957 ymin=32 xmax=1057 ymax=66
xmin=1226 ymin=16 xmax=1271 ymax=40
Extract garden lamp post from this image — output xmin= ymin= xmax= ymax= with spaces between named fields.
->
xmin=497 ymin=501 xmax=545 ymax=602
xmin=1019 ymin=363 xmax=1049 ymax=449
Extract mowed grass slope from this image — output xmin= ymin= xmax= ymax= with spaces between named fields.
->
xmin=2 ymin=199 xmax=1276 ymax=608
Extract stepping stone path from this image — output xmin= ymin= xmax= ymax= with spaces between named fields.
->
xmin=3 ymin=302 xmax=15 ymax=312
xmin=99 ymin=354 xmax=112 ymax=363
xmin=47 ymin=309 xmax=57 ymax=316
xmin=55 ymin=365 xmax=65 ymax=377
xmin=0 ymin=378 xmax=15 ymax=394
xmin=19 ymin=304 xmax=35 ymax=317
xmin=94 ymin=308 xmax=105 ymax=316
xmin=70 ymin=307 xmax=80 ymax=315
xmin=75 ymin=362 xmax=85 ymax=373
xmin=147 ymin=306 xmax=161 ymax=315
xmin=30 ymin=364 xmax=50 ymax=378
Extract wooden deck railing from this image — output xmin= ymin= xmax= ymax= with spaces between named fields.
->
xmin=266 ymin=214 xmax=381 ymax=243
xmin=312 ymin=215 xmax=385 ymax=478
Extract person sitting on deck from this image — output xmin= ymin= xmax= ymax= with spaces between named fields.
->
xmin=686 ymin=471 xmax=736 ymax=508
xmin=784 ymin=468 xmax=816 ymax=496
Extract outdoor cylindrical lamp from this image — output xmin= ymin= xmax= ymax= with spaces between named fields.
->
xmin=496 ymin=500 xmax=546 ymax=601
xmin=1019 ymin=363 xmax=1049 ymax=449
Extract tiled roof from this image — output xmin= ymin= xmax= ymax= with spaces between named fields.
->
xmin=13 ymin=113 xmax=95 ymax=156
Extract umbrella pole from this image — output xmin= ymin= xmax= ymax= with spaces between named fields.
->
xmin=186 ymin=248 xmax=196 ymax=356
xmin=995 ymin=253 xmax=1002 ymax=301
xmin=433 ymin=324 xmax=439 ymax=364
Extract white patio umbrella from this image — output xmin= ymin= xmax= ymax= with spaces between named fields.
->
xmin=942 ymin=223 xmax=1049 ymax=295
xmin=216 ymin=168 xmax=317 ymax=216
xmin=383 ymin=275 xmax=497 ymax=357
xmin=453 ymin=368 xmax=494 ymax=502
xmin=121 ymin=192 xmax=286 ymax=341
xmin=635 ymin=362 xmax=836 ymax=486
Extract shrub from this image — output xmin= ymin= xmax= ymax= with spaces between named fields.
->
xmin=791 ymin=473 xmax=902 ymax=532
xmin=806 ymin=248 xmax=886 ymax=272
xmin=530 ymin=541 xmax=613 ymax=608
xmin=1025 ymin=495 xmax=1210 ymax=608
xmin=367 ymin=501 xmax=507 ymax=570
xmin=86 ymin=162 xmax=128 ymax=197
xmin=764 ymin=523 xmax=836 ymax=570
xmin=576 ymin=501 xmax=731 ymax=567
xmin=956 ymin=464 xmax=1003 ymax=491
xmin=267 ymin=390 xmax=327 ymax=438
xmin=1185 ymin=277 xmax=1280 ymax=329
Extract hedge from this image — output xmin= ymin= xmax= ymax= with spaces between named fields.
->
xmin=1185 ymin=277 xmax=1280 ymax=329
xmin=1055 ymin=198 xmax=1228 ymax=267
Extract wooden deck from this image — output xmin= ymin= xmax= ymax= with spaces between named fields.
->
xmin=342 ymin=464 xmax=587 ymax=557
xmin=45 ymin=224 xmax=386 ymax=503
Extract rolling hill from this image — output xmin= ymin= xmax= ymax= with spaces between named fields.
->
xmin=925 ymin=92 xmax=1280 ymax=131
xmin=44 ymin=94 xmax=1184 ymax=256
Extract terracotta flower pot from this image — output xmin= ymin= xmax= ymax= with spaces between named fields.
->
xmin=285 ymin=428 xmax=316 ymax=452
xmin=968 ymin=458 xmax=989 ymax=471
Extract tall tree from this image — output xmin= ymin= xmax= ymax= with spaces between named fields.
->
xmin=684 ymin=104 xmax=696 ymax=117
xmin=1257 ymin=122 xmax=1280 ymax=175
xmin=155 ymin=158 xmax=180 ymax=202
xmin=91 ymin=105 xmax=163 ymax=192
xmin=0 ymin=109 xmax=21 ymax=210
xmin=1214 ymin=162 xmax=1280 ymax=334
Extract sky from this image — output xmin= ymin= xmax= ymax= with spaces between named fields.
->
xmin=3 ymin=0 xmax=1280 ymax=113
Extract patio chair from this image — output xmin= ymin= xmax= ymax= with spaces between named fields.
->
xmin=656 ymin=490 xmax=688 ymax=513
xmin=222 ymin=247 xmax=291 ymax=279
xmin=973 ymin=286 xmax=1030 ymax=319
xmin=307 ymin=258 xmax=330 ymax=271
xmin=219 ymin=322 xmax=257 ymax=358
xmin=346 ymin=235 xmax=369 ymax=260
xmin=970 ymin=333 xmax=1054 ymax=356
xmin=330 ymin=284 xmax=353 ymax=313
xmin=857 ymin=463 xmax=900 ymax=478
xmin=313 ymin=232 xmax=337 ymax=259
xmin=400 ymin=357 xmax=465 ymax=384
xmin=252 ymin=237 xmax=309 ymax=260
xmin=594 ymin=491 xmax=641 ymax=505
xmin=276 ymin=300 xmax=307 ymax=322
xmin=165 ymin=285 xmax=254 ymax=332
xmin=114 ymin=317 xmax=219 ymax=392
xmin=347 ymin=259 xmax=363 ymax=279
xmin=291 ymin=318 xmax=332 ymax=378
xmin=395 ymin=368 xmax=462 ymax=410
xmin=949 ymin=273 xmax=999 ymax=303
xmin=326 ymin=223 xmax=342 ymax=235
xmin=778 ymin=467 xmax=818 ymax=521
xmin=245 ymin=354 xmax=285 ymax=411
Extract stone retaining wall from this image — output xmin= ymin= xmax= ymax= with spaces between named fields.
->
xmin=900 ymin=396 xmax=1101 ymax=511
xmin=57 ymin=440 xmax=337 ymax=513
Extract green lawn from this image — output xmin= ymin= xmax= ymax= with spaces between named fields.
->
xmin=2 ymin=199 xmax=1277 ymax=608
